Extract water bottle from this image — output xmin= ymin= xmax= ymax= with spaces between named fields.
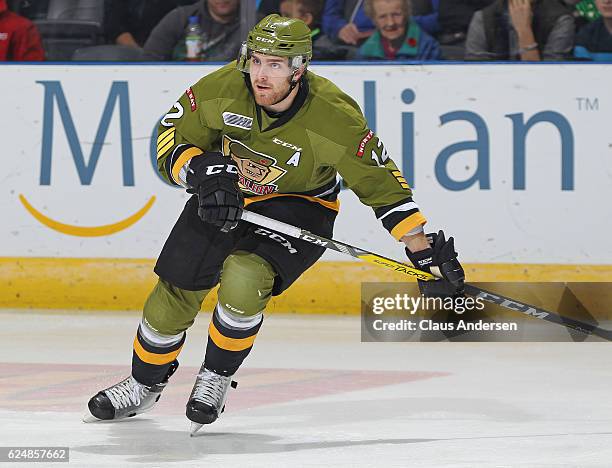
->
xmin=185 ymin=16 xmax=202 ymax=61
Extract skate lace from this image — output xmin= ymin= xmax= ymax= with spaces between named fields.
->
xmin=192 ymin=369 xmax=231 ymax=407
xmin=105 ymin=377 xmax=148 ymax=409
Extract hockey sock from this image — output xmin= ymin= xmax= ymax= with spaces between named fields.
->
xmin=204 ymin=304 xmax=263 ymax=376
xmin=132 ymin=319 xmax=185 ymax=386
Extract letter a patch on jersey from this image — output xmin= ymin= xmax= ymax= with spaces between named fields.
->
xmin=287 ymin=151 xmax=301 ymax=167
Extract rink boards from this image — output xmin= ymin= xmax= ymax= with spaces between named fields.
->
xmin=0 ymin=63 xmax=611 ymax=312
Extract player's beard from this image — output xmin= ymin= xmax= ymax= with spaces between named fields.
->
xmin=252 ymin=77 xmax=293 ymax=107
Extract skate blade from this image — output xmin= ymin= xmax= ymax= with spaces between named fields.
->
xmin=82 ymin=411 xmax=101 ymax=423
xmin=189 ymin=422 xmax=204 ymax=436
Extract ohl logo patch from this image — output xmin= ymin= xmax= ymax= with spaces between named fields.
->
xmin=222 ymin=135 xmax=286 ymax=196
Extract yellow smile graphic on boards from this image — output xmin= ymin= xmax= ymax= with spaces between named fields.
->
xmin=19 ymin=194 xmax=156 ymax=237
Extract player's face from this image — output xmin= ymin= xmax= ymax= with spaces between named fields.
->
xmin=249 ymin=53 xmax=294 ymax=107
xmin=372 ymin=0 xmax=407 ymax=41
xmin=596 ymin=0 xmax=612 ymax=18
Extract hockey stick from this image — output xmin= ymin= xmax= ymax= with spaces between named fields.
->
xmin=241 ymin=210 xmax=611 ymax=341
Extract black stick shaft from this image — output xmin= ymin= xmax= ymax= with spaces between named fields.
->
xmin=241 ymin=210 xmax=611 ymax=341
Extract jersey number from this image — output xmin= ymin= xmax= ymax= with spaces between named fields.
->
xmin=371 ymin=139 xmax=389 ymax=167
xmin=160 ymin=102 xmax=184 ymax=127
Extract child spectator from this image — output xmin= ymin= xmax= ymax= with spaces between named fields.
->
xmin=143 ymin=0 xmax=240 ymax=61
xmin=280 ymin=0 xmax=325 ymax=43
xmin=465 ymin=0 xmax=575 ymax=61
xmin=281 ymin=0 xmax=324 ymax=31
xmin=280 ymin=0 xmax=344 ymax=58
xmin=0 ymin=0 xmax=44 ymax=60
xmin=574 ymin=0 xmax=612 ymax=60
xmin=357 ymin=0 xmax=441 ymax=60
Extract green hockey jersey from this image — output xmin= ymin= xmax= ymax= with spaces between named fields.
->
xmin=156 ymin=62 xmax=426 ymax=240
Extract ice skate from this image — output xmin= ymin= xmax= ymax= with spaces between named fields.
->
xmin=83 ymin=360 xmax=178 ymax=423
xmin=186 ymin=365 xmax=237 ymax=435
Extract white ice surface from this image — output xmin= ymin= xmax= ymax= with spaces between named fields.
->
xmin=1 ymin=309 xmax=611 ymax=468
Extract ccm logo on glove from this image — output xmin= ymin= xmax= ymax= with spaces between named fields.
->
xmin=205 ymin=164 xmax=239 ymax=176
xmin=185 ymin=152 xmax=244 ymax=232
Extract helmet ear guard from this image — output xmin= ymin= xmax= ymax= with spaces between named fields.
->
xmin=237 ymin=41 xmax=248 ymax=70
xmin=290 ymin=56 xmax=303 ymax=69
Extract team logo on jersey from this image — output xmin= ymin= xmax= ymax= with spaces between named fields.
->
xmin=186 ymin=87 xmax=197 ymax=111
xmin=223 ymin=135 xmax=286 ymax=195
xmin=222 ymin=112 xmax=253 ymax=130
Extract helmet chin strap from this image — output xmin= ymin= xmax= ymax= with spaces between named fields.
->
xmin=270 ymin=71 xmax=300 ymax=106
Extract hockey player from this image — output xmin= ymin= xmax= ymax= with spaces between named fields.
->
xmin=83 ymin=14 xmax=464 ymax=435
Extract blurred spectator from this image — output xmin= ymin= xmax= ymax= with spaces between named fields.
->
xmin=322 ymin=0 xmax=375 ymax=45
xmin=465 ymin=0 xmax=575 ymax=61
xmin=411 ymin=0 xmax=441 ymax=34
xmin=104 ymin=0 xmax=193 ymax=48
xmin=565 ymin=0 xmax=599 ymax=32
xmin=572 ymin=0 xmax=601 ymax=21
xmin=258 ymin=0 xmax=282 ymax=17
xmin=0 ymin=0 xmax=44 ymax=60
xmin=280 ymin=0 xmax=350 ymax=59
xmin=438 ymin=0 xmax=494 ymax=45
xmin=8 ymin=0 xmax=49 ymax=20
xmin=144 ymin=0 xmax=240 ymax=61
xmin=322 ymin=0 xmax=439 ymax=46
xmin=357 ymin=0 xmax=441 ymax=59
xmin=281 ymin=0 xmax=324 ymax=29
xmin=574 ymin=0 xmax=612 ymax=60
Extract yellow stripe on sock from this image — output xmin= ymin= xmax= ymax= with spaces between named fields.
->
xmin=133 ymin=336 xmax=182 ymax=365
xmin=208 ymin=321 xmax=257 ymax=352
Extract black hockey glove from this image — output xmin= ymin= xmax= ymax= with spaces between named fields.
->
xmin=405 ymin=230 xmax=465 ymax=298
xmin=186 ymin=152 xmax=244 ymax=233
